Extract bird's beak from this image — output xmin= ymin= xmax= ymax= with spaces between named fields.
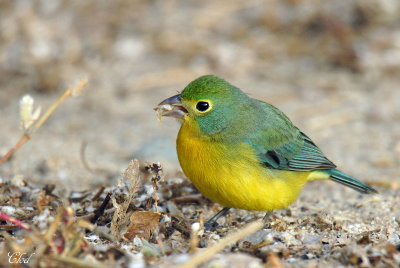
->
xmin=154 ymin=94 xmax=188 ymax=120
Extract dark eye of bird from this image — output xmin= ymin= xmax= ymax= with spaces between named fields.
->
xmin=196 ymin=101 xmax=210 ymax=112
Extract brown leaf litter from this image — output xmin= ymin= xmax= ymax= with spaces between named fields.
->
xmin=1 ymin=159 xmax=399 ymax=267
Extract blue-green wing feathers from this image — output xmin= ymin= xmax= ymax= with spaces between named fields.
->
xmin=246 ymin=100 xmax=377 ymax=194
xmin=248 ymin=132 xmax=336 ymax=171
xmin=287 ymin=132 xmax=336 ymax=170
xmin=247 ymin=101 xmax=336 ymax=171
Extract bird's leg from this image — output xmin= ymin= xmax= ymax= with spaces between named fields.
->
xmin=204 ymin=207 xmax=230 ymax=231
xmin=262 ymin=213 xmax=270 ymax=223
xmin=262 ymin=212 xmax=271 ymax=228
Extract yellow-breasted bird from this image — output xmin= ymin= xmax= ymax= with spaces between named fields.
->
xmin=155 ymin=75 xmax=377 ymax=230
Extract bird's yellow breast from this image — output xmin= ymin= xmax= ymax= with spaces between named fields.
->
xmin=176 ymin=119 xmax=326 ymax=211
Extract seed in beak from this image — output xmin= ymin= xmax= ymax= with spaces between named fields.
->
xmin=154 ymin=94 xmax=188 ymax=120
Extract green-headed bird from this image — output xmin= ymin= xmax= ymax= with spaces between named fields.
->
xmin=155 ymin=75 xmax=377 ymax=230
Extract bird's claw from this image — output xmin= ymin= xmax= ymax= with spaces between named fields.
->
xmin=204 ymin=221 xmax=219 ymax=232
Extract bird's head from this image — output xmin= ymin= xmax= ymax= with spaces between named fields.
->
xmin=155 ymin=75 xmax=255 ymax=138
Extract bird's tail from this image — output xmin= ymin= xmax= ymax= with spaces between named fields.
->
xmin=327 ymin=169 xmax=377 ymax=194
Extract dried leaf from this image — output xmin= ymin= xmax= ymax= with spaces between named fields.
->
xmin=357 ymin=233 xmax=371 ymax=245
xmin=123 ymin=211 xmax=160 ymax=240
xmin=111 ymin=159 xmax=142 ymax=240
xmin=37 ymin=190 xmax=55 ymax=212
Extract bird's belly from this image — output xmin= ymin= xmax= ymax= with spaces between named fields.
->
xmin=177 ymin=129 xmax=312 ymax=211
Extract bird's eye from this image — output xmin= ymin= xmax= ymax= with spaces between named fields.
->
xmin=196 ymin=101 xmax=210 ymax=112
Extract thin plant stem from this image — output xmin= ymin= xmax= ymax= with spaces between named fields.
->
xmin=0 ymin=79 xmax=87 ymax=166
xmin=177 ymin=221 xmax=263 ymax=268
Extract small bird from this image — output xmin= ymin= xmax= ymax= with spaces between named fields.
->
xmin=155 ymin=75 xmax=377 ymax=230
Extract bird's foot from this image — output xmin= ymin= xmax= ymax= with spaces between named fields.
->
xmin=204 ymin=207 xmax=230 ymax=232
xmin=262 ymin=212 xmax=272 ymax=228
xmin=204 ymin=220 xmax=219 ymax=232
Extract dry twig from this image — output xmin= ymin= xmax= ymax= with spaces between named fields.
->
xmin=177 ymin=221 xmax=263 ymax=268
xmin=0 ymin=79 xmax=88 ymax=166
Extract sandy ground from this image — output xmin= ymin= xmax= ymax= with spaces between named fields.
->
xmin=1 ymin=0 xmax=400 ymax=267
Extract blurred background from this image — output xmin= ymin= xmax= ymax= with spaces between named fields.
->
xmin=0 ymin=0 xmax=399 ymax=190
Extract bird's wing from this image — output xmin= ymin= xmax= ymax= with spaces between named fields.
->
xmin=246 ymin=103 xmax=336 ymax=171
